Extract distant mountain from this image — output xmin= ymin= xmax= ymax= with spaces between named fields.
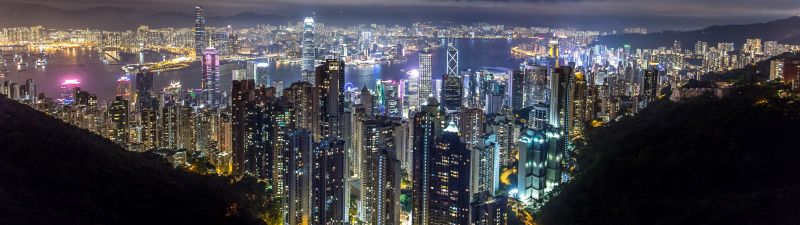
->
xmin=0 ymin=96 xmax=272 ymax=225
xmin=537 ymin=85 xmax=800 ymax=224
xmin=596 ymin=16 xmax=800 ymax=49
xmin=0 ymin=2 xmax=289 ymax=30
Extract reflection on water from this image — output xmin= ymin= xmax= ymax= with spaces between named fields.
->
xmin=1 ymin=38 xmax=527 ymax=102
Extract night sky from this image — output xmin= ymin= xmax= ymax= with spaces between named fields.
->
xmin=2 ymin=0 xmax=799 ymax=30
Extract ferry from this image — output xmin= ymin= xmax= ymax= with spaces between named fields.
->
xmin=35 ymin=58 xmax=48 ymax=67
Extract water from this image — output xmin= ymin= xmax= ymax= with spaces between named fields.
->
xmin=1 ymin=38 xmax=527 ymax=102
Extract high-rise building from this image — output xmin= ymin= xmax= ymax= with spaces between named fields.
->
xmin=517 ymin=129 xmax=548 ymax=205
xmin=194 ymin=6 xmax=206 ymax=60
xmin=511 ymin=70 xmax=524 ymax=110
xmin=643 ymin=65 xmax=659 ymax=104
xmin=201 ymin=47 xmax=220 ymax=107
xmin=419 ymin=50 xmax=433 ymax=107
xmin=549 ymin=66 xmax=574 ymax=181
xmin=231 ymin=78 xmax=255 ymax=176
xmin=471 ymin=195 xmax=509 ymax=225
xmin=135 ymin=70 xmax=154 ymax=111
xmin=446 ymin=42 xmax=459 ymax=76
xmin=285 ymin=82 xmax=320 ymax=141
xmin=302 ymin=17 xmax=316 ymax=84
xmin=312 ymin=138 xmax=350 ymax=225
xmin=316 ymin=59 xmax=345 ymax=139
xmin=412 ymin=99 xmax=444 ymax=225
xmin=428 ymin=122 xmax=471 ymax=225
xmin=116 ymin=76 xmax=131 ymax=101
xmin=109 ymin=96 xmax=129 ymax=146
xmin=360 ymin=118 xmax=402 ymax=224
xmin=286 ymin=130 xmax=313 ymax=225
xmin=441 ymin=72 xmax=463 ymax=111
xmin=471 ymin=133 xmax=499 ymax=200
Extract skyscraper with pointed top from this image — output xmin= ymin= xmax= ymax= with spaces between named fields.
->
xmin=302 ymin=17 xmax=316 ymax=84
xmin=446 ymin=41 xmax=459 ymax=76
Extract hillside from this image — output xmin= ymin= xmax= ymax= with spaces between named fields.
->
xmin=701 ymin=52 xmax=800 ymax=83
xmin=538 ymin=85 xmax=800 ymax=225
xmin=0 ymin=96 xmax=271 ymax=225
xmin=596 ymin=16 xmax=800 ymax=49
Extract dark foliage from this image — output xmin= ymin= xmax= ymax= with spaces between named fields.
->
xmin=596 ymin=16 xmax=800 ymax=49
xmin=0 ymin=96 xmax=267 ymax=225
xmin=538 ymin=86 xmax=800 ymax=225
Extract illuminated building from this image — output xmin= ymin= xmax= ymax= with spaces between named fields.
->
xmin=312 ymin=138 xmax=350 ymax=225
xmin=360 ymin=118 xmax=402 ymax=224
xmin=201 ymin=47 xmax=220 ymax=107
xmin=135 ymin=70 xmax=155 ymax=111
xmin=231 ymin=78 xmax=255 ymax=176
xmin=511 ymin=69 xmax=524 ymax=110
xmin=286 ymin=130 xmax=312 ymax=225
xmin=285 ymin=82 xmax=320 ymax=141
xmin=419 ymin=50 xmax=433 ymax=107
xmin=517 ymin=129 xmax=548 ymax=205
xmin=457 ymin=108 xmax=485 ymax=150
xmin=428 ymin=121 xmax=471 ymax=225
xmin=441 ymin=72 xmax=463 ymax=111
xmin=109 ymin=96 xmax=129 ymax=146
xmin=194 ymin=6 xmax=206 ymax=60
xmin=549 ymin=66 xmax=574 ymax=181
xmin=446 ymin=42 xmax=459 ymax=76
xmin=60 ymin=79 xmax=80 ymax=105
xmin=302 ymin=17 xmax=316 ymax=84
xmin=316 ymin=59 xmax=345 ymax=139
xmin=471 ymin=133 xmax=499 ymax=200
xmin=412 ymin=99 xmax=444 ymax=225
xmin=116 ymin=76 xmax=131 ymax=101
xmin=471 ymin=195 xmax=508 ymax=225
xmin=643 ymin=65 xmax=659 ymax=104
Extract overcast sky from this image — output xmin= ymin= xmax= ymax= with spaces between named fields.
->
xmin=4 ymin=0 xmax=800 ymax=30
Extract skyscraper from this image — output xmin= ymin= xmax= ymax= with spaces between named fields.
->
xmin=109 ymin=96 xmax=129 ymax=146
xmin=316 ymin=59 xmax=345 ymax=139
xmin=135 ymin=70 xmax=154 ymax=111
xmin=360 ymin=118 xmax=402 ymax=225
xmin=446 ymin=42 xmax=459 ymax=76
xmin=116 ymin=76 xmax=131 ymax=101
xmin=428 ymin=122 xmax=471 ymax=225
xmin=419 ymin=50 xmax=433 ymax=107
xmin=302 ymin=17 xmax=316 ymax=84
xmin=441 ymin=72 xmax=463 ymax=111
xmin=286 ymin=130 xmax=313 ymax=225
xmin=231 ymin=78 xmax=255 ymax=176
xmin=201 ymin=47 xmax=220 ymax=107
xmin=412 ymin=99 xmax=444 ymax=225
xmin=312 ymin=138 xmax=350 ymax=225
xmin=194 ymin=6 xmax=206 ymax=60
xmin=517 ymin=129 xmax=548 ymax=205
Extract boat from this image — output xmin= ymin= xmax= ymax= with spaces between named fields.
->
xmin=35 ymin=58 xmax=47 ymax=67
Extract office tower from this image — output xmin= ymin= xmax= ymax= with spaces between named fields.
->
xmin=517 ymin=129 xmax=548 ymax=205
xmin=135 ymin=70 xmax=154 ymax=111
xmin=405 ymin=71 xmax=420 ymax=114
xmin=446 ymin=42 xmax=459 ymax=76
xmin=194 ymin=6 xmax=206 ymax=60
xmin=524 ymin=65 xmax=549 ymax=106
xmin=60 ymin=79 xmax=80 ymax=105
xmin=302 ymin=17 xmax=316 ymax=84
xmin=360 ymin=118 xmax=402 ymax=224
xmin=427 ymin=122 xmax=471 ymax=225
xmin=201 ymin=47 xmax=220 ymax=107
xmin=312 ymin=138 xmax=350 ymax=225
xmin=470 ymin=195 xmax=509 ymax=225
xmin=109 ymin=96 xmax=129 ymax=146
xmin=441 ymin=72 xmax=463 ymax=111
xmin=316 ymin=59 xmax=345 ymax=139
xmin=116 ymin=76 xmax=131 ymax=101
xmin=412 ymin=99 xmax=444 ymax=225
xmin=471 ymin=133 xmax=499 ymax=200
xmin=231 ymin=78 xmax=255 ymax=176
xmin=419 ymin=50 xmax=433 ymax=106
xmin=457 ymin=108 xmax=485 ymax=150
xmin=511 ymin=70 xmax=524 ymax=110
xmin=529 ymin=103 xmax=549 ymax=130
xmin=381 ymin=80 xmax=402 ymax=118
xmin=285 ymin=82 xmax=320 ymax=141
xmin=548 ymin=39 xmax=560 ymax=67
xmin=247 ymin=61 xmax=271 ymax=87
xmin=643 ymin=65 xmax=659 ymax=104
xmin=286 ymin=130 xmax=313 ymax=225
xmin=20 ymin=79 xmax=35 ymax=102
